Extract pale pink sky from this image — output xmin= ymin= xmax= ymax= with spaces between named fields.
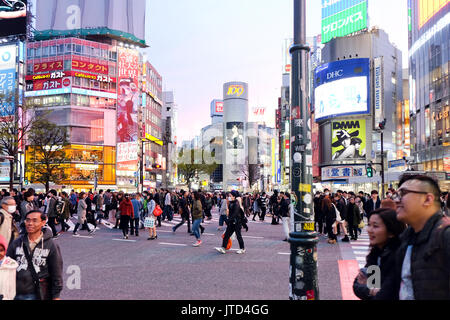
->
xmin=145 ymin=0 xmax=408 ymax=142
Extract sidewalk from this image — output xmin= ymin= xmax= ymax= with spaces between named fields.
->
xmin=317 ymin=228 xmax=370 ymax=300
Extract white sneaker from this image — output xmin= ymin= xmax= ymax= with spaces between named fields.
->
xmin=236 ymin=249 xmax=246 ymax=254
xmin=215 ymin=247 xmax=226 ymax=254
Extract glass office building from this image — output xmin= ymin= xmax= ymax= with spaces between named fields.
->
xmin=408 ymin=0 xmax=449 ymax=187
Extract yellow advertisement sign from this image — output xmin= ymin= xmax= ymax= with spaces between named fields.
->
xmin=226 ymin=85 xmax=244 ymax=97
xmin=331 ymin=119 xmax=366 ymax=161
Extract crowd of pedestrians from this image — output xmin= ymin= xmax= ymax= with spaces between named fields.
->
xmin=0 ymin=173 xmax=449 ymax=300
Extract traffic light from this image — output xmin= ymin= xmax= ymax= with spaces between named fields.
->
xmin=152 ymin=164 xmax=161 ymax=169
xmin=366 ymin=163 xmax=373 ymax=178
xmin=378 ymin=119 xmax=386 ymax=130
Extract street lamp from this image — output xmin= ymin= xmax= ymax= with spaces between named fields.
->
xmin=289 ymin=0 xmax=319 ymax=300
xmin=377 ymin=119 xmax=386 ymax=198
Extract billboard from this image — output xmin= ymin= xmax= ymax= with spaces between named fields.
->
xmin=314 ymin=58 xmax=370 ymax=121
xmin=418 ymin=0 xmax=449 ymax=29
xmin=35 ymin=0 xmax=146 ymax=46
xmin=117 ymin=141 xmax=138 ymax=171
xmin=331 ymin=119 xmax=366 ymax=161
xmin=0 ymin=44 xmax=17 ymax=117
xmin=374 ymin=57 xmax=384 ymax=125
xmin=117 ymin=47 xmax=139 ymax=143
xmin=226 ymin=122 xmax=244 ymax=150
xmin=321 ymin=0 xmax=368 ymax=44
xmin=0 ymin=0 xmax=27 ymax=37
xmin=210 ymin=99 xmax=223 ymax=116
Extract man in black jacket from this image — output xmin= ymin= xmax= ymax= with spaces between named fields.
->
xmin=172 ymin=191 xmax=191 ymax=234
xmin=279 ymin=193 xmax=290 ymax=241
xmin=364 ymin=190 xmax=381 ymax=217
xmin=46 ymin=190 xmax=59 ymax=238
xmin=7 ymin=210 xmax=63 ymax=300
xmin=391 ymin=174 xmax=450 ymax=300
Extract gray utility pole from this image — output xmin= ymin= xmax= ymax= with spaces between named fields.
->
xmin=288 ymin=0 xmax=319 ymax=300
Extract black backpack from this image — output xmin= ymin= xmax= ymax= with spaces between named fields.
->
xmin=0 ymin=211 xmax=4 ymax=226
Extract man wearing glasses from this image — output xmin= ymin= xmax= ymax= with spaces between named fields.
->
xmin=7 ymin=210 xmax=63 ymax=300
xmin=391 ymin=174 xmax=450 ymax=300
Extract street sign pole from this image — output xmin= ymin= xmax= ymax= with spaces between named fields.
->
xmin=289 ymin=0 xmax=319 ymax=300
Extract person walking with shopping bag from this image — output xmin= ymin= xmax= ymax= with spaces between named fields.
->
xmin=215 ymin=191 xmax=246 ymax=254
xmin=145 ymin=194 xmax=157 ymax=240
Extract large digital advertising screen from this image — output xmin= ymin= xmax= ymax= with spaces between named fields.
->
xmin=0 ymin=0 xmax=27 ymax=37
xmin=35 ymin=0 xmax=146 ymax=46
xmin=226 ymin=122 xmax=244 ymax=150
xmin=0 ymin=44 xmax=17 ymax=117
xmin=314 ymin=58 xmax=370 ymax=121
xmin=321 ymin=0 xmax=368 ymax=44
xmin=117 ymin=47 xmax=139 ymax=143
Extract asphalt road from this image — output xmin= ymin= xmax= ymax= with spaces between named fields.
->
xmin=54 ymin=208 xmax=350 ymax=300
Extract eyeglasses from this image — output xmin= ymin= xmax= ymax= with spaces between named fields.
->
xmin=393 ymin=188 xmax=429 ymax=201
xmin=25 ymin=218 xmax=43 ymax=224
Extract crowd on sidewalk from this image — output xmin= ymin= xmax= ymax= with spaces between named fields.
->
xmin=0 ymin=173 xmax=449 ymax=300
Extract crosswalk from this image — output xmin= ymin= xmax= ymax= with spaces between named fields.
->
xmin=350 ymin=229 xmax=371 ymax=268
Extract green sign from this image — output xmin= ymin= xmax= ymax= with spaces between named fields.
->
xmin=321 ymin=1 xmax=368 ymax=44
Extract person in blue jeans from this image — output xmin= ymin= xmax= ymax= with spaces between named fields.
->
xmin=130 ymin=194 xmax=142 ymax=236
xmin=191 ymin=192 xmax=203 ymax=247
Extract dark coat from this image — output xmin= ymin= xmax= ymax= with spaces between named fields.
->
xmin=353 ymin=238 xmax=401 ymax=300
xmin=364 ymin=198 xmax=381 ymax=217
xmin=7 ymin=228 xmax=64 ymax=299
xmin=391 ymin=213 xmax=450 ymax=300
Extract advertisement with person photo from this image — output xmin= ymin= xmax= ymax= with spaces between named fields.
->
xmin=332 ymin=119 xmax=366 ymax=161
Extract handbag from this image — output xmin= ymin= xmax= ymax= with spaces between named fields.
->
xmin=144 ymin=216 xmax=155 ymax=228
xmin=153 ymin=205 xmax=163 ymax=217
xmin=22 ymin=242 xmax=51 ymax=300
xmin=358 ymin=221 xmax=365 ymax=229
xmin=332 ymin=204 xmax=342 ymax=222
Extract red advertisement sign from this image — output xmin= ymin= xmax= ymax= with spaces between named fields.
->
xmin=33 ymin=61 xmax=63 ymax=73
xmin=32 ymin=78 xmax=71 ymax=91
xmin=311 ymin=113 xmax=320 ymax=177
xmin=285 ymin=139 xmax=290 ymax=150
xmin=215 ymin=101 xmax=223 ymax=113
xmin=72 ymin=60 xmax=109 ymax=74
xmin=117 ymin=48 xmax=140 ymax=143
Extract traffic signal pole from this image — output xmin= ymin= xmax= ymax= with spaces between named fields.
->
xmin=288 ymin=0 xmax=319 ymax=300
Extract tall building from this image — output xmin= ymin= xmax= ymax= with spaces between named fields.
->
xmin=316 ymin=28 xmax=403 ymax=190
xmin=25 ymin=37 xmax=120 ymax=191
xmin=408 ymin=0 xmax=449 ymax=188
xmin=162 ymin=91 xmax=178 ymax=188
xmin=223 ymin=82 xmax=249 ymax=191
xmin=24 ymin=0 xmax=167 ymax=192
xmin=141 ymin=60 xmax=163 ymax=191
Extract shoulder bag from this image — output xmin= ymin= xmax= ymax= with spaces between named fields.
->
xmin=22 ymin=241 xmax=51 ymax=300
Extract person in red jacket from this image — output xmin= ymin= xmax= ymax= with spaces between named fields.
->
xmin=118 ymin=194 xmax=133 ymax=239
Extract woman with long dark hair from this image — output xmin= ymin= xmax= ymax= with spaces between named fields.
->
xmin=353 ymin=208 xmax=406 ymax=300
xmin=216 ymin=191 xmax=246 ymax=254
xmin=322 ymin=196 xmax=337 ymax=244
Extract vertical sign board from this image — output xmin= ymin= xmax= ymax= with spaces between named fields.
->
xmin=117 ymin=47 xmax=140 ymax=143
xmin=272 ymin=138 xmax=276 ymax=179
xmin=0 ymin=45 xmax=17 ymax=117
xmin=374 ymin=57 xmax=384 ymax=126
xmin=321 ymin=0 xmax=368 ymax=44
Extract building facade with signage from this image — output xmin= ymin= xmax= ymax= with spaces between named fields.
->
xmin=315 ymin=28 xmax=403 ymax=190
xmin=408 ymin=0 xmax=449 ymax=189
xmin=25 ymin=38 xmax=119 ymax=190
